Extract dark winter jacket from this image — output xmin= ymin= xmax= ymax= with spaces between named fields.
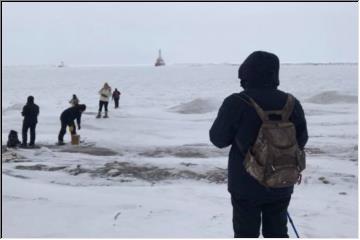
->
xmin=112 ymin=90 xmax=121 ymax=99
xmin=22 ymin=96 xmax=39 ymax=125
xmin=60 ymin=104 xmax=86 ymax=127
xmin=210 ymin=51 xmax=308 ymax=200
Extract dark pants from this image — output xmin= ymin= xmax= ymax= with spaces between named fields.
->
xmin=22 ymin=122 xmax=37 ymax=145
xmin=99 ymin=101 xmax=108 ymax=112
xmin=58 ymin=121 xmax=76 ymax=142
xmin=231 ymin=195 xmax=291 ymax=238
xmin=114 ymin=98 xmax=119 ymax=108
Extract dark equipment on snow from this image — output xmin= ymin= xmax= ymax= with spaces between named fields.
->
xmin=287 ymin=211 xmax=300 ymax=238
xmin=240 ymin=93 xmax=306 ymax=188
xmin=7 ymin=130 xmax=21 ymax=148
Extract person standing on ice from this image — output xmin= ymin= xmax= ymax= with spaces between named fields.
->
xmin=112 ymin=88 xmax=121 ymax=109
xmin=97 ymin=83 xmax=112 ymax=118
xmin=58 ymin=104 xmax=86 ymax=145
xmin=210 ymin=51 xmax=308 ymax=238
xmin=69 ymin=94 xmax=79 ymax=106
xmin=21 ymin=96 xmax=40 ymax=147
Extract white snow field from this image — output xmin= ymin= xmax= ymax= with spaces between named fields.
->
xmin=2 ymin=63 xmax=358 ymax=237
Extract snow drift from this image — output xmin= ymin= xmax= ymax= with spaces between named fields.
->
xmin=169 ymin=98 xmax=218 ymax=114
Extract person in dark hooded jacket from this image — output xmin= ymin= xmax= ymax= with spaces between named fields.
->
xmin=112 ymin=88 xmax=121 ymax=108
xmin=21 ymin=96 xmax=40 ymax=147
xmin=210 ymin=51 xmax=308 ymax=238
xmin=58 ymin=104 xmax=86 ymax=145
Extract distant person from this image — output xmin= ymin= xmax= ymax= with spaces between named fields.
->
xmin=97 ymin=83 xmax=112 ymax=118
xmin=210 ymin=51 xmax=308 ymax=238
xmin=58 ymin=104 xmax=86 ymax=145
xmin=21 ymin=96 xmax=40 ymax=147
xmin=69 ymin=94 xmax=79 ymax=106
xmin=112 ymin=88 xmax=121 ymax=108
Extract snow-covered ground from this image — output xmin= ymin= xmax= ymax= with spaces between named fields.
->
xmin=2 ymin=64 xmax=358 ymax=237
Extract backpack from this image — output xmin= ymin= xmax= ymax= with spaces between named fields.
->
xmin=240 ymin=94 xmax=306 ymax=188
xmin=7 ymin=130 xmax=21 ymax=148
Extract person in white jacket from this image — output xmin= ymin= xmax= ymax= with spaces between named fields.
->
xmin=69 ymin=94 xmax=79 ymax=106
xmin=97 ymin=83 xmax=112 ymax=118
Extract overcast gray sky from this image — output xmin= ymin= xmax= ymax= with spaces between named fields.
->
xmin=2 ymin=2 xmax=358 ymax=65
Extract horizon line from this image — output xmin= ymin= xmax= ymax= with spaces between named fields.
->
xmin=2 ymin=62 xmax=358 ymax=67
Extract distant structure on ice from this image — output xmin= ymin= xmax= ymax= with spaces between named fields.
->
xmin=155 ymin=49 xmax=165 ymax=67
xmin=57 ymin=61 xmax=65 ymax=68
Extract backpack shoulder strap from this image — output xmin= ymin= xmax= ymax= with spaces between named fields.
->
xmin=282 ymin=94 xmax=295 ymax=121
xmin=241 ymin=93 xmax=268 ymax=122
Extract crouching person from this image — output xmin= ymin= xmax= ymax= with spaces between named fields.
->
xmin=58 ymin=104 xmax=86 ymax=145
xmin=210 ymin=51 xmax=308 ymax=238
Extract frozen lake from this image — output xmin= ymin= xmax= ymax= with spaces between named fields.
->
xmin=2 ymin=63 xmax=358 ymax=237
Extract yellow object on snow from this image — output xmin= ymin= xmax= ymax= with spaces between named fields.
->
xmin=71 ymin=134 xmax=80 ymax=145
xmin=68 ymin=126 xmax=74 ymax=133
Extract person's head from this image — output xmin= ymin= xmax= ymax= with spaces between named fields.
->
xmin=238 ymin=51 xmax=280 ymax=90
xmin=73 ymin=94 xmax=77 ymax=98
xmin=27 ymin=96 xmax=34 ymax=104
xmin=78 ymin=104 xmax=86 ymax=112
xmin=115 ymin=88 xmax=118 ymax=91
xmin=104 ymin=83 xmax=110 ymax=89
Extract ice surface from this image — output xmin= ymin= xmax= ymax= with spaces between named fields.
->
xmin=2 ymin=64 xmax=358 ymax=237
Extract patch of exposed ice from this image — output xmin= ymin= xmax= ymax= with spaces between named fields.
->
xmin=306 ymin=91 xmax=357 ymax=104
xmin=169 ymin=98 xmax=218 ymax=114
xmin=2 ymin=103 xmax=23 ymax=113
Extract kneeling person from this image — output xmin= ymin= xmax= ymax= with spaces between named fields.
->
xmin=58 ymin=104 xmax=86 ymax=145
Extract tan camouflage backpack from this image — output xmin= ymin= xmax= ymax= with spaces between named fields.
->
xmin=240 ymin=94 xmax=306 ymax=188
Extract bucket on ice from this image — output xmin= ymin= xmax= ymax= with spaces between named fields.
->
xmin=71 ymin=134 xmax=80 ymax=145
